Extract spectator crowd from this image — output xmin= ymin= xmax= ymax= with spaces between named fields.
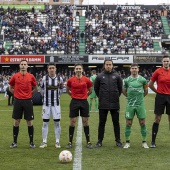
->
xmin=0 ymin=5 xmax=169 ymax=55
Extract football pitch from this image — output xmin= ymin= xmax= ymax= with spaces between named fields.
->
xmin=1 ymin=93 xmax=170 ymax=170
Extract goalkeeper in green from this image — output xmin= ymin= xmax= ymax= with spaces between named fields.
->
xmin=89 ymin=70 xmax=98 ymax=112
xmin=122 ymin=63 xmax=149 ymax=148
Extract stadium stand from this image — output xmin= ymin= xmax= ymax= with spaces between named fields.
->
xmin=84 ymin=7 xmax=166 ymax=54
xmin=0 ymin=5 xmax=80 ymax=55
xmin=0 ymin=5 xmax=169 ymax=55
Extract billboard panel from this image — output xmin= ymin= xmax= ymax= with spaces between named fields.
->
xmin=45 ymin=55 xmax=88 ymax=63
xmin=0 ymin=55 xmax=45 ymax=64
xmin=88 ymin=55 xmax=133 ymax=64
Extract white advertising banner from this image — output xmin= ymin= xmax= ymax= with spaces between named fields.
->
xmin=88 ymin=55 xmax=133 ymax=64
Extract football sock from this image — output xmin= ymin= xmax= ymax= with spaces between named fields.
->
xmin=69 ymin=126 xmax=75 ymax=143
xmin=125 ymin=126 xmax=131 ymax=141
xmin=152 ymin=122 xmax=159 ymax=143
xmin=95 ymin=99 xmax=98 ymax=111
xmin=54 ymin=121 xmax=61 ymax=143
xmin=28 ymin=126 xmax=34 ymax=144
xmin=42 ymin=122 xmax=49 ymax=143
xmin=8 ymin=96 xmax=11 ymax=105
xmin=13 ymin=126 xmax=19 ymax=143
xmin=141 ymin=125 xmax=147 ymax=141
xmin=84 ymin=126 xmax=90 ymax=143
xmin=89 ymin=100 xmax=92 ymax=111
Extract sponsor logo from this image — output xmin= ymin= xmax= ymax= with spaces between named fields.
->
xmin=134 ymin=56 xmax=156 ymax=62
xmin=91 ymin=56 xmax=130 ymax=61
xmin=89 ymin=55 xmax=133 ymax=63
xmin=46 ymin=55 xmax=88 ymax=63
xmin=116 ymin=5 xmax=141 ymax=10
xmin=1 ymin=55 xmax=44 ymax=63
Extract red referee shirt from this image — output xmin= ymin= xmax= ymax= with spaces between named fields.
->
xmin=9 ymin=72 xmax=37 ymax=99
xmin=151 ymin=67 xmax=170 ymax=94
xmin=67 ymin=76 xmax=93 ymax=99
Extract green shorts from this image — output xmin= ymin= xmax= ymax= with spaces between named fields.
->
xmin=125 ymin=104 xmax=146 ymax=119
xmin=89 ymin=91 xmax=97 ymax=99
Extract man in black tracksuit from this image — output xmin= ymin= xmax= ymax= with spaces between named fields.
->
xmin=94 ymin=59 xmax=123 ymax=148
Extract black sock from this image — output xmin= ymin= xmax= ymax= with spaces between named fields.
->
xmin=69 ymin=126 xmax=75 ymax=143
xmin=152 ymin=122 xmax=159 ymax=143
xmin=28 ymin=126 xmax=34 ymax=144
xmin=84 ymin=126 xmax=90 ymax=143
xmin=8 ymin=97 xmax=11 ymax=105
xmin=13 ymin=126 xmax=19 ymax=143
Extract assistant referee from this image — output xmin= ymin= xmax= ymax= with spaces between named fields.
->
xmin=149 ymin=55 xmax=170 ymax=148
xmin=9 ymin=59 xmax=37 ymax=148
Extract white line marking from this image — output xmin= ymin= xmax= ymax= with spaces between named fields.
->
xmin=73 ymin=116 xmax=82 ymax=170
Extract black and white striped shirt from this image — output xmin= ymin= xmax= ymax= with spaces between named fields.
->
xmin=41 ymin=75 xmax=63 ymax=106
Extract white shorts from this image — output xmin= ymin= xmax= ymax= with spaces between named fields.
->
xmin=3 ymin=85 xmax=8 ymax=91
xmin=42 ymin=105 xmax=61 ymax=120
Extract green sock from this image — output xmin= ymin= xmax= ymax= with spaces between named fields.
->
xmin=141 ymin=125 xmax=147 ymax=141
xmin=89 ymin=100 xmax=92 ymax=111
xmin=125 ymin=126 xmax=131 ymax=141
xmin=95 ymin=99 xmax=98 ymax=111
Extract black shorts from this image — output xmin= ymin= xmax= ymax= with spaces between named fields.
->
xmin=69 ymin=99 xmax=89 ymax=118
xmin=12 ymin=98 xmax=34 ymax=120
xmin=154 ymin=93 xmax=170 ymax=115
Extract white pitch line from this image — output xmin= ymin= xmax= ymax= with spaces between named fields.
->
xmin=73 ymin=116 xmax=82 ymax=170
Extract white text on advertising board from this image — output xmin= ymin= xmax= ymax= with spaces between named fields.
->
xmin=10 ymin=58 xmax=42 ymax=62
xmin=116 ymin=5 xmax=141 ymax=9
xmin=92 ymin=56 xmax=129 ymax=61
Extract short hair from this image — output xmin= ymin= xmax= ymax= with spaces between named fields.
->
xmin=130 ymin=63 xmax=139 ymax=67
xmin=91 ymin=70 xmax=96 ymax=74
xmin=163 ymin=54 xmax=169 ymax=59
xmin=20 ymin=59 xmax=28 ymax=64
xmin=74 ymin=63 xmax=83 ymax=68
xmin=47 ymin=62 xmax=56 ymax=68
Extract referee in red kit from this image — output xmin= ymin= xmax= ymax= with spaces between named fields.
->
xmin=9 ymin=59 xmax=37 ymax=148
xmin=149 ymin=55 xmax=170 ymax=148
xmin=66 ymin=63 xmax=93 ymax=149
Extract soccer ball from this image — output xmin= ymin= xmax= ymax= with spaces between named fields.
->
xmin=59 ymin=150 xmax=72 ymax=163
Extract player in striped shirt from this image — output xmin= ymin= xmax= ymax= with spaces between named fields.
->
xmin=39 ymin=62 xmax=64 ymax=148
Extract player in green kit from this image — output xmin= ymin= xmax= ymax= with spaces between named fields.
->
xmin=122 ymin=63 xmax=149 ymax=148
xmin=89 ymin=70 xmax=98 ymax=112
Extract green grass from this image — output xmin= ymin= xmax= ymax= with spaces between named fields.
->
xmin=1 ymin=93 xmax=170 ymax=170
